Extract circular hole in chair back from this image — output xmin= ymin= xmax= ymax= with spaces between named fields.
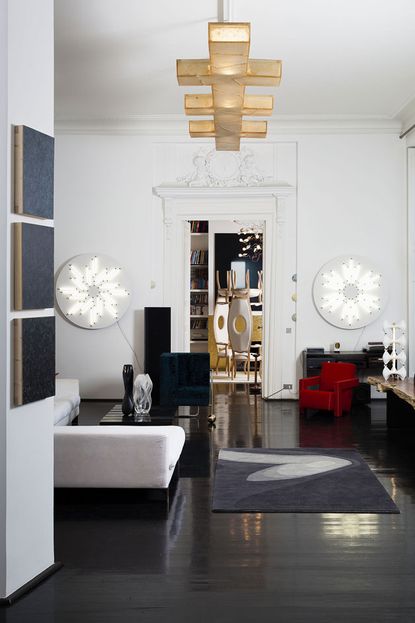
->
xmin=218 ymin=315 xmax=225 ymax=330
xmin=234 ymin=315 xmax=247 ymax=334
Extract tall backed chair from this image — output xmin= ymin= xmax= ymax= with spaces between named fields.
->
xmin=160 ymin=353 xmax=215 ymax=422
xmin=216 ymin=270 xmax=232 ymax=303
xmin=299 ymin=362 xmax=359 ymax=418
xmin=249 ymin=270 xmax=263 ymax=307
xmin=231 ymin=268 xmax=250 ymax=299
xmin=213 ymin=302 xmax=231 ymax=375
xmin=228 ymin=297 xmax=253 ymax=380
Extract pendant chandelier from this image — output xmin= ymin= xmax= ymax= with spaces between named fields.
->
xmin=238 ymin=225 xmax=263 ymax=262
xmin=177 ymin=22 xmax=282 ymax=151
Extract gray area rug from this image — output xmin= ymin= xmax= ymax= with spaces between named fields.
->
xmin=212 ymin=448 xmax=399 ymax=513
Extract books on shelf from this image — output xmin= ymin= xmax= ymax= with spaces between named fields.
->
xmin=190 ymin=318 xmax=208 ymax=329
xmin=190 ymin=292 xmax=208 ymax=304
xmin=190 ymin=221 xmax=208 ymax=233
xmin=189 ymin=221 xmax=209 ymax=347
xmin=190 ymin=304 xmax=208 ymax=316
xmin=190 ymin=250 xmax=208 ymax=265
xmin=190 ymin=277 xmax=208 ymax=289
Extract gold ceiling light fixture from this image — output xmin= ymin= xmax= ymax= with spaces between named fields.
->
xmin=176 ymin=22 xmax=282 ymax=151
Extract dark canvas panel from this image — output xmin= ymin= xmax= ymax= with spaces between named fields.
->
xmin=14 ymin=125 xmax=54 ymax=219
xmin=14 ymin=223 xmax=54 ymax=310
xmin=14 ymin=316 xmax=55 ymax=406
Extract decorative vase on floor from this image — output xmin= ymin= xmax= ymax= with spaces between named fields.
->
xmin=133 ymin=373 xmax=153 ymax=417
xmin=122 ymin=364 xmax=134 ymax=415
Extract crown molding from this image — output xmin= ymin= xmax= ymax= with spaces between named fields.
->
xmin=394 ymin=95 xmax=415 ymax=139
xmin=55 ymin=113 xmax=402 ymax=136
xmin=153 ymin=183 xmax=296 ymax=200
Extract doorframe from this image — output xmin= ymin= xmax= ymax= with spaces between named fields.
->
xmin=408 ymin=147 xmax=415 ymax=376
xmin=153 ymin=185 xmax=296 ymax=399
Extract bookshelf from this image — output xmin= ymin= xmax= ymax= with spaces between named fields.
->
xmin=190 ymin=221 xmax=208 ymax=352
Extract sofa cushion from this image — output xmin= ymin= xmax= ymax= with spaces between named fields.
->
xmin=54 ymin=425 xmax=185 ymax=489
xmin=55 ymin=379 xmax=80 ymax=409
xmin=54 ymin=399 xmax=75 ymax=426
xmin=54 ymin=378 xmax=80 ymax=426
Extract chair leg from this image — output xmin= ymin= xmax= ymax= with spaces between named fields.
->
xmin=208 ymin=372 xmax=216 ymax=424
xmin=334 ymin=391 xmax=342 ymax=417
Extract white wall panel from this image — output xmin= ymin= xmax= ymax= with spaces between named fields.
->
xmin=55 ymin=132 xmax=406 ymax=399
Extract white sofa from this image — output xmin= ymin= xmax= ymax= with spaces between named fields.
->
xmin=54 ymin=425 xmax=185 ymax=490
xmin=54 ymin=378 xmax=80 ymax=426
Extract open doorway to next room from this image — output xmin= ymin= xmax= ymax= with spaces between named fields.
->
xmin=188 ymin=220 xmax=263 ymax=386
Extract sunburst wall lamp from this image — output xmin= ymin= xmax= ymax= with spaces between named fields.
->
xmin=177 ymin=22 xmax=282 ymax=151
xmin=56 ymin=254 xmax=131 ymax=329
xmin=313 ymin=256 xmax=387 ymax=329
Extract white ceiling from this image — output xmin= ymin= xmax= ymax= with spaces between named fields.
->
xmin=55 ymin=0 xmax=415 ymax=123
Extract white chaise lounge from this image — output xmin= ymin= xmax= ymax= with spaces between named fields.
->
xmin=54 ymin=425 xmax=185 ymax=508
xmin=54 ymin=378 xmax=80 ymax=426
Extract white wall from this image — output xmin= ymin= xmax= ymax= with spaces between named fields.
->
xmin=296 ymin=134 xmax=406 ymax=356
xmin=54 ymin=135 xmax=160 ymax=398
xmin=0 ymin=0 xmax=55 ymax=599
xmin=54 ymin=131 xmax=406 ymax=398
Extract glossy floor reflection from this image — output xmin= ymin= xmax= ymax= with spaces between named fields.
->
xmin=4 ymin=387 xmax=415 ymax=622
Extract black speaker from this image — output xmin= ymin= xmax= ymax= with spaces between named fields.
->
xmin=144 ymin=307 xmax=171 ymax=405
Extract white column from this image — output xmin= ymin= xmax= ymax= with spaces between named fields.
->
xmin=0 ymin=0 xmax=55 ymax=600
xmin=0 ymin=0 xmax=8 ymax=599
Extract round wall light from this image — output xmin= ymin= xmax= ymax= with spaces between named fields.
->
xmin=56 ymin=254 xmax=131 ymax=329
xmin=312 ymin=255 xmax=387 ymax=329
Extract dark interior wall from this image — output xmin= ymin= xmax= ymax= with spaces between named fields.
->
xmin=214 ymin=233 xmax=262 ymax=297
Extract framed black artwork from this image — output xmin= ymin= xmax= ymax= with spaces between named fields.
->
xmin=14 ymin=125 xmax=54 ymax=219
xmin=14 ymin=222 xmax=54 ymax=310
xmin=13 ymin=316 xmax=55 ymax=406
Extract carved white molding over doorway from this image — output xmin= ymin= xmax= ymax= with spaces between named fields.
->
xmin=177 ymin=147 xmax=272 ymax=188
xmin=153 ymin=182 xmax=297 ymax=400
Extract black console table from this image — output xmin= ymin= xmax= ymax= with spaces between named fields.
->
xmin=302 ymin=350 xmax=383 ymax=404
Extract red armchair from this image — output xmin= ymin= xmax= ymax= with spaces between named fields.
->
xmin=299 ymin=362 xmax=359 ymax=418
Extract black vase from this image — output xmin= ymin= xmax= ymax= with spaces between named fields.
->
xmin=122 ymin=364 xmax=134 ymax=415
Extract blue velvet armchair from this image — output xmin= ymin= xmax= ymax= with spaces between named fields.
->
xmin=160 ymin=352 xmax=210 ymax=406
xmin=160 ymin=353 xmax=215 ymax=422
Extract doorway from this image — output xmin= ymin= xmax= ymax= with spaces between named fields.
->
xmin=153 ymin=185 xmax=296 ymax=399
xmin=188 ymin=220 xmax=264 ymax=385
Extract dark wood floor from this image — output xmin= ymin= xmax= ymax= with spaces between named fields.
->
xmin=4 ymin=386 xmax=415 ymax=622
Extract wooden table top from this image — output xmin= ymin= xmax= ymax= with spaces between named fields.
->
xmin=367 ymin=375 xmax=415 ymax=410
